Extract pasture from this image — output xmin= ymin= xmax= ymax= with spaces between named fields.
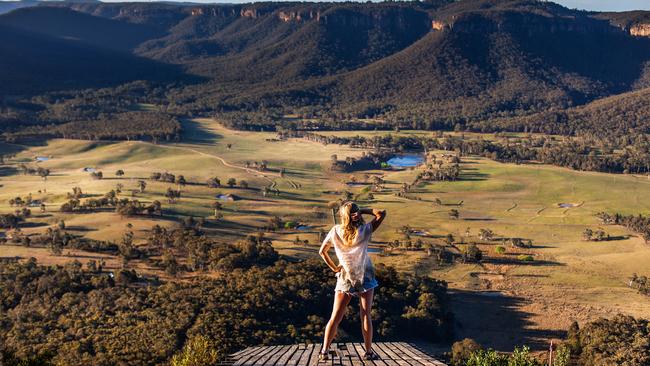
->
xmin=1 ymin=118 xmax=649 ymax=350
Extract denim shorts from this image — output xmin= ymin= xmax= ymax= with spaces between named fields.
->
xmin=335 ymin=266 xmax=379 ymax=296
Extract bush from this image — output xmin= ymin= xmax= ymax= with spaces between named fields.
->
xmin=170 ymin=336 xmax=219 ymax=366
xmin=517 ymin=254 xmax=534 ymax=262
xmin=495 ymin=246 xmax=506 ymax=254
xmin=509 ymin=346 xmax=541 ymax=366
xmin=466 ymin=349 xmax=508 ymax=366
xmin=465 ymin=346 xmax=541 ymax=366
xmin=568 ymin=315 xmax=650 ymax=365
xmin=451 ymin=338 xmax=482 ymax=366
xmin=463 ymin=244 xmax=482 ymax=263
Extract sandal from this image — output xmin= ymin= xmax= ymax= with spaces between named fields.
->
xmin=363 ymin=349 xmax=379 ymax=360
xmin=318 ymin=349 xmax=330 ymax=361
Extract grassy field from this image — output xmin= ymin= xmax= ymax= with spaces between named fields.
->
xmin=1 ymin=118 xmax=649 ymax=350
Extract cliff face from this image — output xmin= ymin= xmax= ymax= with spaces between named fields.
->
xmin=437 ymin=11 xmax=621 ymax=36
xmin=278 ymin=10 xmax=321 ymax=22
xmin=630 ymin=23 xmax=650 ymax=37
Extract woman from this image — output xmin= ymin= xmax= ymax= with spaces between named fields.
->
xmin=318 ymin=201 xmax=386 ymax=361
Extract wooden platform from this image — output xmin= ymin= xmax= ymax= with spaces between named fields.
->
xmin=222 ymin=342 xmax=447 ymax=366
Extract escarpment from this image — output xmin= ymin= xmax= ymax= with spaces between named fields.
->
xmin=630 ymin=23 xmax=650 ymax=37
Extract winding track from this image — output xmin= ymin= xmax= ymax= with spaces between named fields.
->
xmin=129 ymin=141 xmax=281 ymax=186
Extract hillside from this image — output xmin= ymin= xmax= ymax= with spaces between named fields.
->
xmin=1 ymin=0 xmax=650 ymax=131
xmin=0 ymin=6 xmax=164 ymax=52
xmin=473 ymin=86 xmax=650 ymax=135
xmin=0 ymin=25 xmax=187 ymax=95
xmin=0 ymin=0 xmax=37 ymax=15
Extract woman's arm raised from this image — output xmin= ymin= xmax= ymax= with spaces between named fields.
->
xmin=361 ymin=208 xmax=386 ymax=232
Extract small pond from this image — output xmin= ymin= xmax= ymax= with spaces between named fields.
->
xmin=386 ymin=154 xmax=424 ymax=168
xmin=367 ymin=247 xmax=383 ymax=254
xmin=35 ymin=156 xmax=50 ymax=162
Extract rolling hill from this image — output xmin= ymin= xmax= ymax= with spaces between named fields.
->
xmin=0 ymin=0 xmax=649 ymax=131
xmin=0 ymin=24 xmax=187 ymax=95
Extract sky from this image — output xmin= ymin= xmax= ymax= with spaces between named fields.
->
xmin=2 ymin=0 xmax=649 ymax=12
xmin=554 ymin=0 xmax=650 ymax=11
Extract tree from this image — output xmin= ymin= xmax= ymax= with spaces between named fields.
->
xmin=207 ymin=177 xmax=221 ymax=188
xmin=227 ymin=178 xmax=237 ymax=188
xmin=449 ymin=209 xmax=459 ymax=220
xmin=177 ymin=175 xmax=187 ymax=188
xmin=582 ymin=228 xmax=593 ymax=241
xmin=211 ymin=201 xmax=223 ymax=217
xmin=115 ymin=169 xmax=125 ymax=177
xmin=445 ymin=234 xmax=455 ymax=246
xmin=138 ymin=180 xmax=147 ymax=193
xmin=463 ymin=244 xmax=482 ymax=263
xmin=478 ymin=229 xmax=494 ymax=241
xmin=240 ymin=180 xmax=249 ymax=189
xmin=166 ymin=188 xmax=181 ymax=203
xmin=37 ymin=167 xmax=50 ymax=184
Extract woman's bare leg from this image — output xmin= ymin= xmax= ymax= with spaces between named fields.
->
xmin=359 ymin=288 xmax=375 ymax=353
xmin=322 ymin=291 xmax=352 ymax=352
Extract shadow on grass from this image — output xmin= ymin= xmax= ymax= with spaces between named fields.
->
xmin=448 ymin=289 xmax=565 ymax=351
xmin=0 ymin=166 xmax=18 ymax=177
xmin=463 ymin=217 xmax=497 ymax=221
xmin=65 ymin=226 xmax=98 ymax=232
xmin=179 ymin=119 xmax=222 ymax=145
xmin=481 ymin=256 xmax=564 ymax=267
xmin=459 ymin=172 xmax=489 ymax=181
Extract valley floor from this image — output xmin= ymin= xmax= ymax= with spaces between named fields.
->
xmin=1 ymin=118 xmax=649 ymax=351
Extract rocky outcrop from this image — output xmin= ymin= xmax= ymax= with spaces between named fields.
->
xmin=431 ymin=20 xmax=448 ymax=31
xmin=630 ymin=23 xmax=650 ymax=37
xmin=278 ymin=10 xmax=321 ymax=23
xmin=241 ymin=8 xmax=261 ymax=19
xmin=188 ymin=7 xmax=235 ymax=17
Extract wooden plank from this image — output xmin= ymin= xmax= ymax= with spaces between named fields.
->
xmin=377 ymin=343 xmax=416 ymax=366
xmin=346 ymin=343 xmax=365 ymax=366
xmin=354 ymin=342 xmax=388 ymax=366
xmin=265 ymin=345 xmax=293 ymax=366
xmin=387 ymin=342 xmax=427 ymax=366
xmin=287 ymin=344 xmax=308 ymax=366
xmin=298 ymin=343 xmax=318 ymax=366
xmin=339 ymin=343 xmax=355 ymax=366
xmin=255 ymin=345 xmax=286 ymax=366
xmin=388 ymin=343 xmax=435 ymax=366
xmin=251 ymin=346 xmax=281 ymax=366
xmin=350 ymin=343 xmax=369 ymax=365
xmin=369 ymin=344 xmax=397 ymax=366
xmin=397 ymin=344 xmax=446 ymax=366
xmin=234 ymin=345 xmax=274 ymax=366
xmin=233 ymin=346 xmax=262 ymax=359
xmin=276 ymin=345 xmax=300 ymax=366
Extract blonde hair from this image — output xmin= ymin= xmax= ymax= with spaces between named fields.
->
xmin=339 ymin=201 xmax=364 ymax=247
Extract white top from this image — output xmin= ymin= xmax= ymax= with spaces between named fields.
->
xmin=323 ymin=222 xmax=374 ymax=285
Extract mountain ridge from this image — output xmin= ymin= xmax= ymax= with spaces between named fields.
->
xmin=0 ymin=0 xmax=649 ymax=132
